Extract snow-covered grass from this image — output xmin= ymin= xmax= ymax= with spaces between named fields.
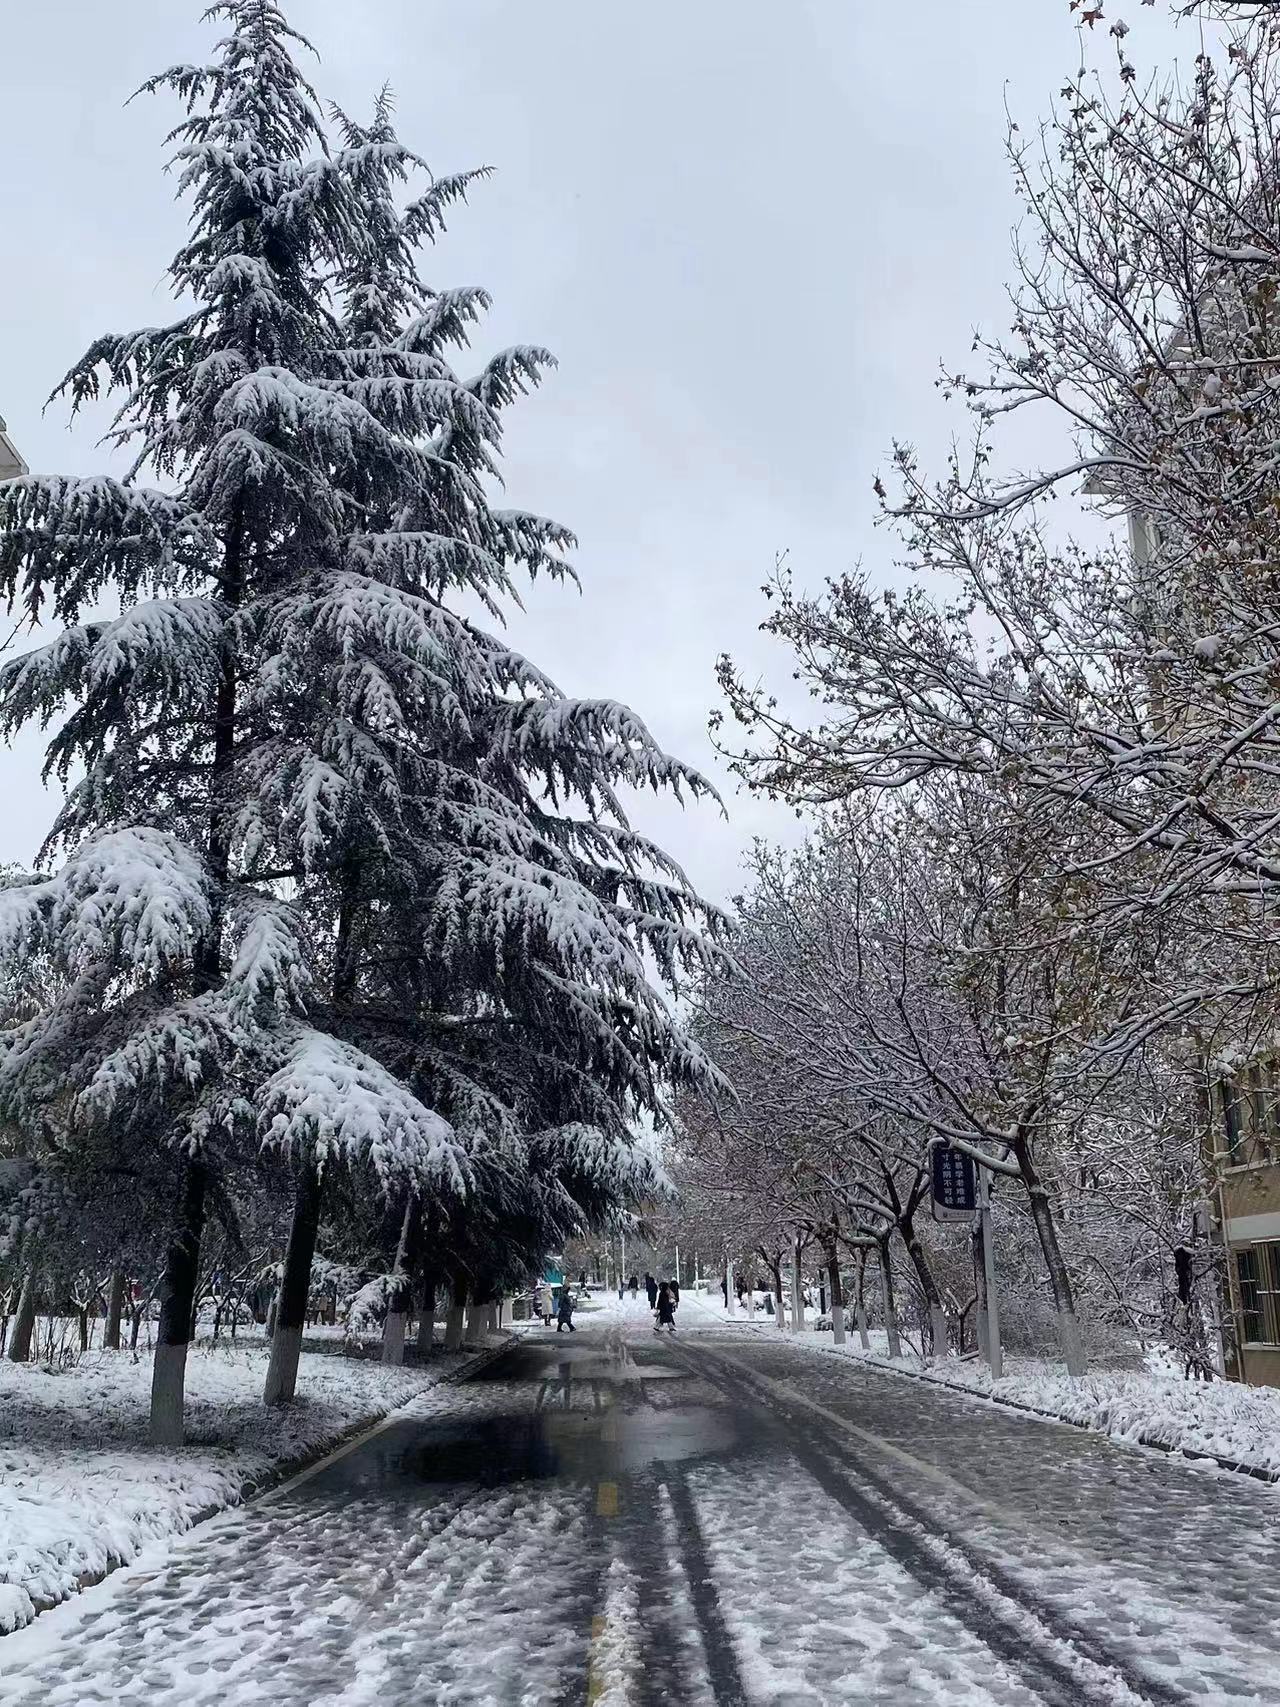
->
xmin=0 ymin=1335 xmax=482 ymax=1636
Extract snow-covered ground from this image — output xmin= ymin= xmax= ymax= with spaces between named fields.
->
xmin=0 ymin=1334 xmax=485 ymax=1635
xmin=5 ymin=1300 xmax=1280 ymax=1703
xmin=690 ymin=1289 xmax=1280 ymax=1480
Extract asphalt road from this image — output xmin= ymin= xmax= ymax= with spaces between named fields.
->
xmin=2 ymin=1303 xmax=1277 ymax=1705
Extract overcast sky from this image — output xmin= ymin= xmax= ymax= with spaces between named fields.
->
xmin=0 ymin=0 xmax=1205 ymax=907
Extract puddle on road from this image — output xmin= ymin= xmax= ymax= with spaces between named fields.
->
xmin=302 ymin=1340 xmax=738 ymax=1498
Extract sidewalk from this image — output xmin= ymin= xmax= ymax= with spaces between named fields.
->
xmin=0 ymin=1333 xmax=504 ymax=1635
xmin=693 ymin=1290 xmax=1280 ymax=1483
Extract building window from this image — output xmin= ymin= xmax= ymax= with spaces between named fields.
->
xmin=1235 ymin=1244 xmax=1280 ymax=1345
xmin=1237 ymin=1247 xmax=1265 ymax=1342
xmin=1221 ymin=1078 xmax=1247 ymax=1165
xmin=1218 ymin=1056 xmax=1280 ymax=1165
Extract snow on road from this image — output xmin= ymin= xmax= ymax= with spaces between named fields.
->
xmin=2 ymin=1294 xmax=1279 ymax=1704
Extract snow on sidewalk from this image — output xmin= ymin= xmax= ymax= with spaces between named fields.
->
xmin=0 ymin=1336 xmax=480 ymax=1635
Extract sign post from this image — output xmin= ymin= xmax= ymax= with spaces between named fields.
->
xmin=978 ymin=1163 xmax=1003 ymax=1380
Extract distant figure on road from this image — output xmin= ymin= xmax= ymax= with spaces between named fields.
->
xmin=579 ymin=1270 xmax=587 ymax=1289
xmin=645 ymin=1272 xmax=658 ymax=1309
xmin=629 ymin=1273 xmax=639 ymax=1300
xmin=556 ymin=1288 xmax=576 ymax=1333
xmin=721 ymin=1276 xmax=728 ymax=1309
xmin=655 ymin=1283 xmax=677 ymax=1334
xmin=537 ymin=1281 xmax=554 ymax=1326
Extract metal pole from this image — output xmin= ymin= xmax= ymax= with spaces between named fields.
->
xmin=675 ymin=1244 xmax=681 ymax=1287
xmin=979 ymin=1164 xmax=1003 ymax=1379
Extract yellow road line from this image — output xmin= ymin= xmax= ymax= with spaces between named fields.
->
xmin=586 ymin=1614 xmax=607 ymax=1703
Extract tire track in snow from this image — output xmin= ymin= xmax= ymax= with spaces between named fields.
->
xmin=684 ymin=1342 xmax=1190 ymax=1707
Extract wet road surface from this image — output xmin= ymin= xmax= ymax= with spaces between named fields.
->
xmin=2 ymin=1302 xmax=1279 ymax=1704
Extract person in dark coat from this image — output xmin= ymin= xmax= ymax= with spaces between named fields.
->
xmin=644 ymin=1272 xmax=658 ymax=1309
xmin=721 ymin=1276 xmax=729 ymax=1309
xmin=557 ymin=1287 xmax=576 ymax=1333
xmin=667 ymin=1278 xmax=680 ymax=1307
xmin=655 ymin=1283 xmax=677 ymax=1333
xmin=628 ymin=1273 xmax=639 ymax=1299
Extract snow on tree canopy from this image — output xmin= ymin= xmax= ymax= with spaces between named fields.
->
xmin=258 ymin=1025 xmax=470 ymax=1196
xmin=0 ymin=828 xmax=211 ymax=978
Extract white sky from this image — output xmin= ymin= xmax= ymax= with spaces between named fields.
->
xmin=0 ymin=0 xmax=1208 ymax=906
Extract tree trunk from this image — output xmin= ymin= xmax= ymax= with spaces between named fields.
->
xmin=825 ymin=1243 xmax=846 ymax=1346
xmin=7 ymin=1269 xmax=36 ymax=1364
xmin=900 ymin=1214 xmax=947 ymax=1359
xmin=769 ymin=1257 xmax=786 ymax=1331
xmin=878 ymin=1239 xmax=902 ymax=1359
xmin=78 ymin=1303 xmax=89 ymax=1353
xmin=264 ymin=1160 xmax=324 ymax=1405
xmin=790 ymin=1240 xmax=806 ymax=1333
xmin=853 ymin=1251 xmax=871 ymax=1350
xmin=444 ymin=1274 xmax=468 ymax=1352
xmin=972 ymin=1218 xmax=989 ymax=1362
xmin=464 ymin=1295 xmax=488 ymax=1344
xmin=417 ymin=1274 xmax=437 ymax=1355
xmin=150 ymin=1162 xmax=207 ymax=1446
xmin=1023 ymin=1169 xmax=1087 ymax=1377
xmin=149 ymin=508 xmax=244 ymax=1447
xmin=381 ymin=1196 xmax=420 ymax=1367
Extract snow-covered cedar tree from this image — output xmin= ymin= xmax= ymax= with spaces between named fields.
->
xmin=0 ymin=4 xmax=729 ymax=1433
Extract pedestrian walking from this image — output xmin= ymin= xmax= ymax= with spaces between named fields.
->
xmin=645 ymin=1272 xmax=658 ymax=1309
xmin=629 ymin=1273 xmax=639 ymax=1300
xmin=721 ymin=1276 xmax=728 ymax=1309
xmin=557 ymin=1287 xmax=576 ymax=1333
xmin=537 ymin=1281 xmax=554 ymax=1326
xmin=670 ymin=1277 xmax=680 ymax=1306
xmin=655 ymin=1283 xmax=677 ymax=1334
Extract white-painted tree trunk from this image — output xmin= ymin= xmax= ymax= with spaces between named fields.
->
xmin=930 ymin=1302 xmax=948 ymax=1363
xmin=265 ymin=1325 xmax=304 ymax=1396
xmin=1058 ymin=1308 xmax=1087 ymax=1378
xmin=746 ymin=1286 xmax=756 ymax=1319
xmin=790 ymin=1249 xmax=806 ymax=1333
xmin=381 ymin=1309 xmax=407 ymax=1365
xmin=726 ymin=1259 xmax=737 ymax=1316
xmin=465 ymin=1300 xmax=487 ymax=1343
xmin=150 ymin=1342 xmax=189 ymax=1448
xmin=6 ymin=1269 xmax=36 ymax=1364
xmin=444 ymin=1302 xmax=465 ymax=1352
xmin=879 ymin=1242 xmax=902 ymax=1360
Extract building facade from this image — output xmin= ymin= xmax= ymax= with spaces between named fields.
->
xmin=1215 ymin=1064 xmax=1280 ymax=1386
xmin=0 ymin=414 xmax=27 ymax=480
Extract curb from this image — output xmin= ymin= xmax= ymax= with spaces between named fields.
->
xmin=10 ymin=1334 xmax=513 ymax=1633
